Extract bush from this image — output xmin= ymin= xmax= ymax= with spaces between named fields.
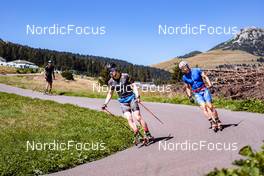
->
xmin=98 ymin=68 xmax=110 ymax=85
xmin=16 ymin=68 xmax=38 ymax=74
xmin=207 ymin=144 xmax=264 ymax=176
xmin=61 ymin=71 xmax=74 ymax=80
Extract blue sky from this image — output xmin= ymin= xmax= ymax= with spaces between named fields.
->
xmin=1 ymin=0 xmax=263 ymax=65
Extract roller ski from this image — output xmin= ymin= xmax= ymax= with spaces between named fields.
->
xmin=133 ymin=131 xmax=143 ymax=146
xmin=215 ymin=118 xmax=223 ymax=131
xmin=209 ymin=118 xmax=223 ymax=132
xmin=133 ymin=131 xmax=154 ymax=146
xmin=43 ymin=91 xmax=53 ymax=96
xmin=142 ymin=131 xmax=154 ymax=146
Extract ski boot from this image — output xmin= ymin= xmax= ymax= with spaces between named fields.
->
xmin=215 ymin=118 xmax=223 ymax=131
xmin=211 ymin=119 xmax=218 ymax=133
xmin=133 ymin=131 xmax=142 ymax=146
xmin=143 ymin=131 xmax=154 ymax=145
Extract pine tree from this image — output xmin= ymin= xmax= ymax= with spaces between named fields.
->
xmin=171 ymin=62 xmax=183 ymax=83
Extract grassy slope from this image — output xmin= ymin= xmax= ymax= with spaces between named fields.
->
xmin=0 ymin=92 xmax=133 ymax=175
xmin=152 ymin=49 xmax=258 ymax=71
xmin=0 ymin=75 xmax=264 ymax=114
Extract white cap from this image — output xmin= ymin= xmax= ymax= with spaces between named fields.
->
xmin=179 ymin=61 xmax=189 ymax=69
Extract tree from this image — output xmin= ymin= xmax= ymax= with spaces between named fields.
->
xmin=171 ymin=62 xmax=183 ymax=83
xmin=0 ymin=38 xmax=171 ymax=82
xmin=98 ymin=68 xmax=110 ymax=85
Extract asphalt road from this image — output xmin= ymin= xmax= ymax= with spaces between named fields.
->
xmin=1 ymin=83 xmax=264 ymax=176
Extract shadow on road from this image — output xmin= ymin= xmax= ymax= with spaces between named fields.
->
xmin=221 ymin=120 xmax=244 ymax=130
xmin=138 ymin=134 xmax=174 ymax=148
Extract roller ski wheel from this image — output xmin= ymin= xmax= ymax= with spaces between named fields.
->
xmin=133 ymin=132 xmax=142 ymax=146
xmin=214 ymin=118 xmax=223 ymax=132
xmin=212 ymin=123 xmax=218 ymax=133
xmin=209 ymin=118 xmax=222 ymax=133
xmin=217 ymin=122 xmax=223 ymax=131
xmin=142 ymin=132 xmax=154 ymax=146
xmin=43 ymin=91 xmax=53 ymax=96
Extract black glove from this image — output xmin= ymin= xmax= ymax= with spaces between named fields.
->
xmin=101 ymin=104 xmax=107 ymax=110
xmin=208 ymin=86 xmax=215 ymax=94
xmin=189 ymin=96 xmax=195 ymax=104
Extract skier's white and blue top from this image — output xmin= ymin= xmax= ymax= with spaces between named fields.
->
xmin=108 ymin=73 xmax=140 ymax=113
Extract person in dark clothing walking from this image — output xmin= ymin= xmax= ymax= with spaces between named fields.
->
xmin=44 ymin=60 xmax=55 ymax=94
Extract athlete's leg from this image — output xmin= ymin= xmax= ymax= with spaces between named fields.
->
xmin=195 ymin=91 xmax=217 ymax=129
xmin=131 ymin=99 xmax=153 ymax=140
xmin=124 ymin=111 xmax=138 ymax=132
xmin=124 ymin=111 xmax=141 ymax=144
xmin=206 ymin=102 xmax=222 ymax=128
xmin=133 ymin=110 xmax=149 ymax=132
xmin=206 ymin=103 xmax=218 ymax=119
xmin=194 ymin=92 xmax=211 ymax=119
xmin=49 ymin=81 xmax=52 ymax=93
xmin=45 ymin=81 xmax=50 ymax=93
xmin=130 ymin=98 xmax=149 ymax=132
xmin=204 ymin=89 xmax=222 ymax=129
xmin=199 ymin=103 xmax=211 ymax=119
xmin=204 ymin=89 xmax=220 ymax=120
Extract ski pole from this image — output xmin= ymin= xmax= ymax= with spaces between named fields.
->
xmin=139 ymin=102 xmax=164 ymax=124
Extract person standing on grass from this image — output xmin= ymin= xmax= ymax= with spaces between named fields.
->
xmin=44 ymin=60 xmax=55 ymax=94
xmin=102 ymin=64 xmax=153 ymax=145
xmin=179 ymin=61 xmax=223 ymax=132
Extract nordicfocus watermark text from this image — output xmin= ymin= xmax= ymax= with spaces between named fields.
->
xmin=26 ymin=140 xmax=106 ymax=151
xmin=93 ymin=83 xmax=172 ymax=93
xmin=26 ymin=24 xmax=106 ymax=35
xmin=159 ymin=140 xmax=238 ymax=151
xmin=158 ymin=24 xmax=238 ymax=35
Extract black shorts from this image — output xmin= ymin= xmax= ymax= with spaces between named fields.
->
xmin=46 ymin=76 xmax=53 ymax=83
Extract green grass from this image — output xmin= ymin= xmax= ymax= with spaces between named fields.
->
xmin=141 ymin=95 xmax=264 ymax=114
xmin=207 ymin=144 xmax=264 ymax=176
xmin=0 ymin=75 xmax=263 ymax=114
xmin=0 ymin=92 xmax=133 ymax=175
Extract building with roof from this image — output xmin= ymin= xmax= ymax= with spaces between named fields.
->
xmin=6 ymin=59 xmax=39 ymax=69
xmin=0 ymin=57 xmax=7 ymax=66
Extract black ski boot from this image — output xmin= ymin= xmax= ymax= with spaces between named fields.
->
xmin=212 ymin=119 xmax=218 ymax=133
xmin=143 ymin=131 xmax=154 ymax=145
xmin=209 ymin=118 xmax=218 ymax=132
xmin=215 ymin=118 xmax=223 ymax=131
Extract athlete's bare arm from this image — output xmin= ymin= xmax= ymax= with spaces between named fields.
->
xmin=201 ymin=72 xmax=212 ymax=88
xmin=104 ymin=89 xmax=114 ymax=105
xmin=131 ymin=83 xmax=141 ymax=102
xmin=185 ymin=83 xmax=192 ymax=98
xmin=131 ymin=83 xmax=140 ymax=98
xmin=53 ymin=70 xmax=55 ymax=80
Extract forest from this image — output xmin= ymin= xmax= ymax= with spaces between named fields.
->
xmin=0 ymin=39 xmax=171 ymax=84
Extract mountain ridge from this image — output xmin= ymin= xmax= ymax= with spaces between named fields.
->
xmin=152 ymin=28 xmax=264 ymax=71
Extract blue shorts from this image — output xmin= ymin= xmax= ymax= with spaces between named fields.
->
xmin=193 ymin=88 xmax=212 ymax=105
